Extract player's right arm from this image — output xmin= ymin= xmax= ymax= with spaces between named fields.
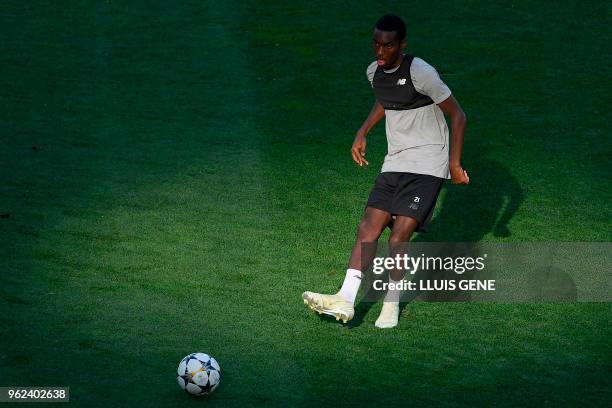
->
xmin=351 ymin=100 xmax=384 ymax=166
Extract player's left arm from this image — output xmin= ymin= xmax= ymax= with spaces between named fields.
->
xmin=438 ymin=95 xmax=469 ymax=185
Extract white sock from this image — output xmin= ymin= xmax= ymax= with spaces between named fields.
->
xmin=384 ymin=276 xmax=403 ymax=303
xmin=337 ymin=268 xmax=362 ymax=304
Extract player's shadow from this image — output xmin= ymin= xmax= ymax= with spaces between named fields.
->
xmin=351 ymin=153 xmax=525 ymax=327
xmin=414 ymin=157 xmax=524 ymax=243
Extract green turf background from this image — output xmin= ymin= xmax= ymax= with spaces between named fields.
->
xmin=1 ymin=1 xmax=610 ymax=406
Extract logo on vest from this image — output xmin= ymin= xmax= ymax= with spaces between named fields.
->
xmin=397 ymin=78 xmax=407 ymax=85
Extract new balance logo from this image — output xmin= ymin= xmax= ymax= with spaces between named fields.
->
xmin=397 ymin=78 xmax=407 ymax=85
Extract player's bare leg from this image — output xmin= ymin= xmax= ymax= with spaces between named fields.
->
xmin=347 ymin=207 xmax=392 ymax=271
xmin=375 ymin=216 xmax=418 ymax=329
xmin=303 ymin=207 xmax=391 ymax=323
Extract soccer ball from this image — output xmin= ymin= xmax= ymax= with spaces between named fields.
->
xmin=176 ymin=352 xmax=221 ymax=396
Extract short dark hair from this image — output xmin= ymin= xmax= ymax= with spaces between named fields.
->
xmin=375 ymin=14 xmax=406 ymax=42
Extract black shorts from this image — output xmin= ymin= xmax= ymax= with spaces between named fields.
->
xmin=366 ymin=172 xmax=445 ymax=232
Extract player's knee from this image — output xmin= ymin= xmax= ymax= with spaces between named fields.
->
xmin=357 ymin=218 xmax=382 ymax=241
xmin=388 ymin=217 xmax=419 ymax=243
xmin=389 ymin=228 xmax=413 ymax=243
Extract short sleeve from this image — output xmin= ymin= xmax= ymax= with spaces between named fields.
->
xmin=410 ymin=57 xmax=451 ymax=104
xmin=366 ymin=61 xmax=377 ymax=87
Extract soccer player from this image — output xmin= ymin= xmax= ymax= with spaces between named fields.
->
xmin=302 ymin=14 xmax=469 ymax=328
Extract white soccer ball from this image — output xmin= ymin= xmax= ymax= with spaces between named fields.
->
xmin=176 ymin=352 xmax=221 ymax=396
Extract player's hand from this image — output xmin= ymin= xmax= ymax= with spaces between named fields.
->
xmin=450 ymin=165 xmax=469 ymax=184
xmin=351 ymin=133 xmax=369 ymax=167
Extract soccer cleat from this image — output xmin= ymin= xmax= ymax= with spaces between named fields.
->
xmin=302 ymin=291 xmax=354 ymax=323
xmin=374 ymin=301 xmax=400 ymax=329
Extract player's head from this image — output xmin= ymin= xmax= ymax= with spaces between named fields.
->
xmin=372 ymin=14 xmax=406 ymax=70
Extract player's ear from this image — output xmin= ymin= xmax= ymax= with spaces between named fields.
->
xmin=400 ymin=39 xmax=407 ymax=50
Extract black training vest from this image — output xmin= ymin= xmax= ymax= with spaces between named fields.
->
xmin=372 ymin=54 xmax=434 ymax=111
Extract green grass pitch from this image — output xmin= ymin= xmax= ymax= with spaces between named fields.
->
xmin=1 ymin=1 xmax=610 ymax=406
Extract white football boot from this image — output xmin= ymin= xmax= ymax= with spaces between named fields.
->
xmin=374 ymin=302 xmax=400 ymax=329
xmin=302 ymin=291 xmax=354 ymax=323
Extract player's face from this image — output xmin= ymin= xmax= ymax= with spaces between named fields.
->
xmin=372 ymin=28 xmax=405 ymax=70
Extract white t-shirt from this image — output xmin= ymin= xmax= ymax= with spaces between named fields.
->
xmin=366 ymin=57 xmax=452 ymax=179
